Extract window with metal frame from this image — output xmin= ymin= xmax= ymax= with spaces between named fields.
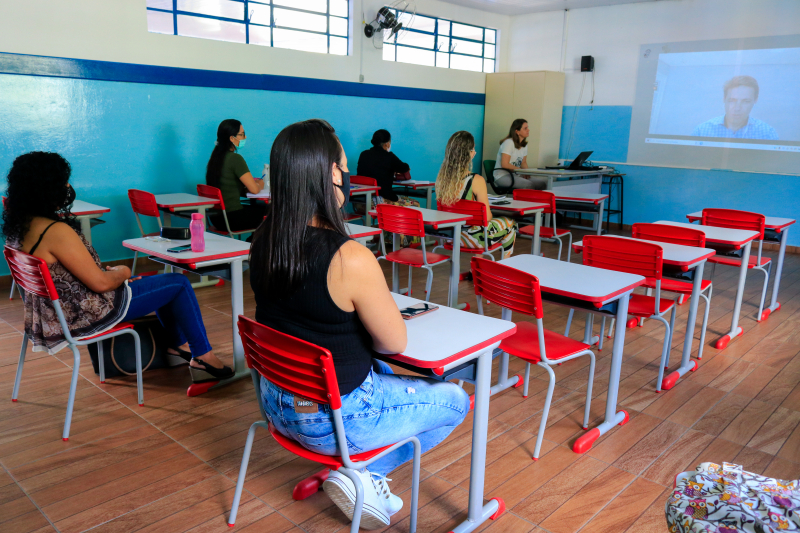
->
xmin=381 ymin=9 xmax=495 ymax=73
xmin=146 ymin=0 xmax=349 ymax=56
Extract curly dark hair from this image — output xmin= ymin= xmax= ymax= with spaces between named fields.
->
xmin=2 ymin=151 xmax=81 ymax=243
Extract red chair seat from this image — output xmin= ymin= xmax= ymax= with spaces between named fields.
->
xmin=268 ymin=423 xmax=394 ymax=470
xmin=81 ymin=322 xmax=134 ymax=341
xmin=627 ymin=294 xmax=675 ymax=317
xmin=519 ymin=226 xmax=570 ymax=239
xmin=443 ymin=241 xmax=503 ymax=254
xmin=499 ymin=321 xmax=591 ymax=363
xmin=384 ymin=248 xmax=450 ymax=266
xmin=644 ymin=278 xmax=712 ymax=295
xmin=708 ymin=254 xmax=771 ymax=268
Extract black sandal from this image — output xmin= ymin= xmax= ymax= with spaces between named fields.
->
xmin=167 ymin=347 xmax=192 ymax=363
xmin=190 ymin=358 xmax=235 ymax=383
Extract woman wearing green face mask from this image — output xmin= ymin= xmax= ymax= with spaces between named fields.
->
xmin=205 ymin=119 xmax=267 ymax=236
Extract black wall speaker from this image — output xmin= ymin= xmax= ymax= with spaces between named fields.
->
xmin=581 ymin=55 xmax=594 ymax=72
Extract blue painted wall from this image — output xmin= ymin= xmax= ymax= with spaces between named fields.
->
xmin=0 ymin=73 xmax=483 ymax=274
xmin=559 ymin=105 xmax=800 ymax=245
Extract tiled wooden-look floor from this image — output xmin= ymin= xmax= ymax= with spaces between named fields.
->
xmin=2 ymin=229 xmax=800 ymax=533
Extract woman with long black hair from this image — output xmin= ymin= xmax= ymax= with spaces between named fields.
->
xmin=205 ymin=119 xmax=267 ymax=232
xmin=250 ymin=119 xmax=469 ymax=530
xmin=3 ymin=151 xmax=232 ymax=383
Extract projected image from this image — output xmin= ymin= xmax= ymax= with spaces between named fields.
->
xmin=648 ymin=48 xmax=800 ymax=142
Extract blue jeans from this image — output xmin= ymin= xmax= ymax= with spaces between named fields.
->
xmin=261 ymin=360 xmax=470 ymax=476
xmin=123 ymin=273 xmax=213 ymax=358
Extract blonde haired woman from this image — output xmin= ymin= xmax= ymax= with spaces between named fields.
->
xmin=435 ymin=131 xmax=517 ymax=259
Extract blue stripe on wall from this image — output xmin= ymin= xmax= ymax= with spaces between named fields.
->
xmin=0 ymin=52 xmax=485 ymax=106
xmin=559 ymin=106 xmax=631 ymax=163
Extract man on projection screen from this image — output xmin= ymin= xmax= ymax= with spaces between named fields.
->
xmin=692 ymin=75 xmax=779 ymax=140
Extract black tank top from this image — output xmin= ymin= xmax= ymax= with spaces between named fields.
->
xmin=253 ymin=227 xmax=375 ymax=395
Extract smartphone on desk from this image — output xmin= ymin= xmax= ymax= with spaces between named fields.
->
xmin=399 ymin=303 xmax=439 ymax=320
xmin=166 ymin=244 xmax=193 ymax=253
xmin=491 ymin=200 xmax=511 ymax=205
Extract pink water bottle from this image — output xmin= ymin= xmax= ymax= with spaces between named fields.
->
xmin=190 ymin=213 xmax=205 ymax=252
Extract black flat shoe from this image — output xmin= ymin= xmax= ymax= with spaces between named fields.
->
xmin=190 ymin=359 xmax=235 ymax=383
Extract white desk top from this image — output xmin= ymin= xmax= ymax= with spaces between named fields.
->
xmin=72 ymin=200 xmax=110 ymax=216
xmin=553 ymin=192 xmax=609 ymax=203
xmin=655 ymin=221 xmax=759 ymax=247
xmin=498 ymin=255 xmax=644 ymax=305
xmin=686 ymin=211 xmax=796 ymax=230
xmin=122 ymin=232 xmax=250 ymax=265
xmin=516 ymin=168 xmax=607 ymax=177
xmin=389 ymin=293 xmax=515 ymax=370
xmin=573 ymin=237 xmax=715 ymax=269
xmin=346 ymin=223 xmax=380 ymax=239
xmin=489 ymin=200 xmax=547 ymax=215
xmin=155 ymin=193 xmax=220 ymax=208
xmin=394 ymin=181 xmax=435 ymax=189
xmin=370 ymin=205 xmax=470 ymax=229
xmin=350 ymin=185 xmax=381 ymax=195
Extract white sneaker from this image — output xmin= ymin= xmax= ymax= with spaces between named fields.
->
xmin=370 ymin=472 xmax=403 ymax=516
xmin=323 ymin=470 xmax=390 ymax=529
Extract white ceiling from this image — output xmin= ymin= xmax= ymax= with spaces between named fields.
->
xmin=436 ymin=0 xmax=666 ymax=16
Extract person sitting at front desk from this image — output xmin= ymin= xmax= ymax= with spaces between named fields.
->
xmin=493 ymin=119 xmax=547 ymax=190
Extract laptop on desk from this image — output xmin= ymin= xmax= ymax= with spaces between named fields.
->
xmin=545 ymin=151 xmax=602 ymax=171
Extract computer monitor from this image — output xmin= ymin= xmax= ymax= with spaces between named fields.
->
xmin=567 ymin=151 xmax=594 ymax=169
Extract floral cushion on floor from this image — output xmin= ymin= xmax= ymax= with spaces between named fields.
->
xmin=667 ymin=462 xmax=800 ymax=532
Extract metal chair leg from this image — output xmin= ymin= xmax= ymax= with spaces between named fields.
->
xmin=654 ymin=316 xmax=672 ymax=392
xmin=757 ymin=264 xmax=771 ymax=320
xmin=407 ymin=265 xmax=412 ymax=296
xmin=228 ymin=420 xmax=269 ymax=526
xmin=523 ymin=362 xmax=531 ymax=397
xmin=63 ymin=345 xmax=81 ymax=441
xmin=583 ymin=351 xmax=596 ymax=429
xmin=533 ymin=362 xmax=556 ymax=460
xmin=697 ymin=285 xmax=712 ymax=360
xmin=9 ymin=280 xmax=16 ymax=300
xmin=97 ymin=341 xmax=106 ymax=383
xmin=424 ymin=267 xmax=433 ymax=302
xmin=566 ymin=233 xmax=573 ymax=262
xmin=11 ymin=333 xmax=28 ymax=401
xmin=131 ymin=250 xmax=138 ymax=276
xmin=409 ymin=437 xmax=421 ymax=533
xmin=128 ymin=329 xmax=144 ymax=406
xmin=565 ymin=309 xmax=574 ymax=336
xmin=342 ymin=468 xmax=366 ymax=533
xmin=555 ymin=237 xmax=562 ymax=262
xmin=598 ymin=317 xmax=606 ymax=350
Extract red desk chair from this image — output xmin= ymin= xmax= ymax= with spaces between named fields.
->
xmin=127 ymin=189 xmax=163 ymax=276
xmin=471 ymin=257 xmax=596 ymax=460
xmin=513 ymin=190 xmax=572 ymax=261
xmin=196 ymin=184 xmax=261 ymax=239
xmin=435 ymin=199 xmax=506 ymax=261
xmin=4 ymin=247 xmax=143 ymax=441
xmin=228 ymin=316 xmax=421 ymax=532
xmin=702 ymin=208 xmax=771 ymax=323
xmin=2 ymin=196 xmax=21 ymax=300
xmin=344 ymin=175 xmax=378 ymax=223
xmin=376 ymin=204 xmax=450 ymax=302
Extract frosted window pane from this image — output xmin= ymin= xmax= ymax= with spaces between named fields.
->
xmin=451 ymin=38 xmax=482 ymax=56
xmin=396 ymin=31 xmax=434 ymax=49
xmin=273 ymin=7 xmax=327 ymax=32
xmin=330 ymin=36 xmax=347 ymax=55
xmin=485 ymin=43 xmax=495 ymax=59
xmin=484 ymin=58 xmax=495 ymax=73
xmin=438 ymin=20 xmax=450 ymax=36
xmin=330 ymin=16 xmax=347 ymax=37
xmin=147 ymin=10 xmax=174 ymax=34
xmin=273 ymin=28 xmax=327 ymax=53
xmin=248 ymin=4 xmax=270 ymax=25
xmin=437 ymin=37 xmax=449 ymax=53
xmin=486 ymin=29 xmax=496 ymax=44
xmin=451 ymin=22 xmax=482 ymax=41
xmin=177 ymin=0 xmax=244 ymax=20
xmin=273 ymin=0 xmax=327 ymax=13
xmin=450 ymin=54 xmax=483 ymax=72
xmin=383 ymin=44 xmax=395 ymax=61
xmin=250 ymin=25 xmax=271 ymax=46
xmin=177 ymin=15 xmax=245 ymax=42
xmin=401 ymin=13 xmax=434 ymax=33
xmin=330 ymin=0 xmax=348 ymax=17
xmin=436 ymin=52 xmax=449 ymax=68
xmin=397 ymin=46 xmax=434 ymax=67
xmin=147 ymin=0 xmax=173 ymax=9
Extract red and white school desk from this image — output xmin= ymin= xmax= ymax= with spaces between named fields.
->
xmin=656 ymin=221 xmax=759 ymax=350
xmin=293 ymin=292 xmax=517 ymax=533
xmin=122 ymin=233 xmax=250 ymax=397
xmin=72 ymin=200 xmax=110 ymax=245
xmin=687 ymin=211 xmax=796 ymax=321
xmin=370 ymin=205 xmax=471 ymax=309
xmin=497 ymin=254 xmax=644 ymax=452
xmin=345 ymin=223 xmax=380 ymax=240
xmin=393 ymin=180 xmax=436 ymax=209
xmin=552 ymin=192 xmax=609 ymax=235
xmin=154 ymin=193 xmax=220 ymax=227
xmin=247 ymin=184 xmax=381 ymax=225
xmin=573 ymin=237 xmax=715 ymax=391
xmin=487 ymin=199 xmax=547 ymax=256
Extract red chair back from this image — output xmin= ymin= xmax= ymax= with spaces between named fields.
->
xmin=376 ymin=204 xmax=427 ymax=238
xmin=196 ymin=184 xmax=225 ymax=211
xmin=1 ymin=196 xmax=7 ymax=209
xmin=631 ymin=223 xmax=706 ymax=248
xmin=438 ymin=199 xmax=487 ymax=227
xmin=3 ymin=246 xmax=59 ymax=300
xmin=701 ymin=208 xmax=765 ymax=240
xmin=127 ymin=189 xmax=160 ymax=218
xmin=583 ymin=235 xmax=664 ymax=281
xmin=513 ymin=189 xmax=556 ymax=214
xmin=351 ymin=175 xmax=378 ymax=187
xmin=471 ymin=257 xmax=544 ymax=319
xmin=237 ymin=315 xmax=342 ymax=409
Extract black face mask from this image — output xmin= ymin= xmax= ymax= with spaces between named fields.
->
xmin=336 ymin=169 xmax=350 ymax=208
xmin=63 ymin=186 xmax=76 ymax=209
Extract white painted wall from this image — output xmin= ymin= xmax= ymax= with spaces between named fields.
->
xmin=507 ymin=0 xmax=800 ymax=107
xmin=0 ymin=0 xmax=510 ymax=93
